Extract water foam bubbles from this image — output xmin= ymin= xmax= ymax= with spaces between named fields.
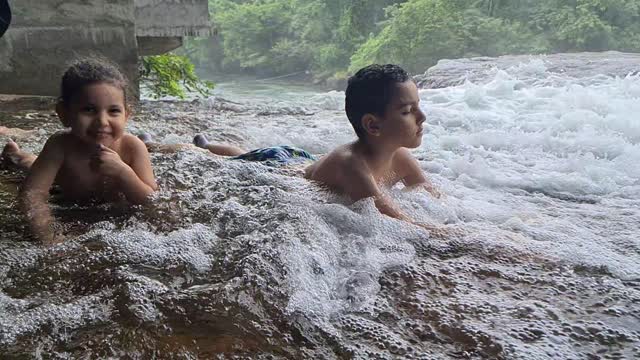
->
xmin=1 ymin=58 xmax=639 ymax=358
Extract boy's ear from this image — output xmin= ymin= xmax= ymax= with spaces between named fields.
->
xmin=362 ymin=114 xmax=382 ymax=137
xmin=55 ymin=102 xmax=71 ymax=128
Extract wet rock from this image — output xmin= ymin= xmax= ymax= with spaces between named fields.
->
xmin=414 ymin=51 xmax=640 ymax=88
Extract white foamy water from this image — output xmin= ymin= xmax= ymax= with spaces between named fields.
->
xmin=1 ymin=60 xmax=639 ymax=358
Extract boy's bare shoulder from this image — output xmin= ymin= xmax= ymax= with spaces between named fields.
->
xmin=391 ymin=147 xmax=430 ymax=187
xmin=27 ymin=131 xmax=74 ymax=165
xmin=119 ymin=133 xmax=143 ymax=145
xmin=119 ymin=133 xmax=148 ymax=152
xmin=392 ymin=147 xmax=417 ymax=166
xmin=47 ymin=129 xmax=72 ymax=140
xmin=118 ymin=133 xmax=150 ymax=161
xmin=336 ymin=144 xmax=370 ymax=174
xmin=326 ymin=144 xmax=360 ymax=165
xmin=393 ymin=147 xmax=421 ymax=170
xmin=44 ymin=131 xmax=74 ymax=150
xmin=307 ymin=144 xmax=358 ymax=175
xmin=305 ymin=143 xmax=371 ymax=192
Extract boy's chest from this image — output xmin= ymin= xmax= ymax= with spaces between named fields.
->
xmin=374 ymin=170 xmax=403 ymax=188
xmin=372 ymin=161 xmax=406 ymax=188
xmin=56 ymin=155 xmax=116 ymax=199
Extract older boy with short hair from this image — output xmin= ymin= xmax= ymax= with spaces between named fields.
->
xmin=305 ymin=64 xmax=441 ymax=229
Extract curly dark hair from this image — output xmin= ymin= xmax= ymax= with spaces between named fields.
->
xmin=59 ymin=57 xmax=131 ymax=107
xmin=345 ymin=64 xmax=411 ymax=139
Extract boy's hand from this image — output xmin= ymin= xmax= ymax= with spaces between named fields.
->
xmin=90 ymin=144 xmax=128 ymax=178
xmin=29 ymin=213 xmax=66 ymax=245
xmin=403 ymin=182 xmax=444 ymax=199
xmin=422 ymin=184 xmax=443 ymax=199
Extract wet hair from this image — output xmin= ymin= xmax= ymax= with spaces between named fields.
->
xmin=345 ymin=64 xmax=411 ymax=139
xmin=59 ymin=57 xmax=131 ymax=107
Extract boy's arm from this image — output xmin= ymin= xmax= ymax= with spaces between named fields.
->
xmin=396 ymin=148 xmax=441 ymax=198
xmin=342 ymin=162 xmax=414 ymax=221
xmin=342 ymin=159 xmax=448 ymax=238
xmin=96 ymin=138 xmax=157 ymax=204
xmin=122 ymin=137 xmax=157 ymax=193
xmin=20 ymin=136 xmax=65 ymax=244
xmin=344 ymin=170 xmax=448 ymax=238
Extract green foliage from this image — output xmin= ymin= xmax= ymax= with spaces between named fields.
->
xmin=350 ymin=0 xmax=468 ymax=73
xmin=186 ymin=0 xmax=640 ymax=82
xmin=178 ymin=36 xmax=227 ymax=74
xmin=140 ymin=54 xmax=215 ymax=99
xmin=532 ymin=0 xmax=640 ymax=51
xmin=211 ymin=0 xmax=304 ymax=74
xmin=208 ymin=0 xmax=395 ymax=78
xmin=351 ymin=0 xmax=640 ymax=73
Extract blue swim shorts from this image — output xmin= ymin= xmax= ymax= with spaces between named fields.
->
xmin=232 ymin=145 xmax=315 ymax=164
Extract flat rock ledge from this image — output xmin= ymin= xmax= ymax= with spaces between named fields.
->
xmin=414 ymin=51 xmax=640 ymax=89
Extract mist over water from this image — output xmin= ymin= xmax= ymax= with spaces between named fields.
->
xmin=1 ymin=60 xmax=639 ymax=358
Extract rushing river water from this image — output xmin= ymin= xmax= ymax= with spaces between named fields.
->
xmin=1 ymin=56 xmax=639 ymax=359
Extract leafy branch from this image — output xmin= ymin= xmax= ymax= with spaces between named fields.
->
xmin=139 ymin=54 xmax=215 ymax=99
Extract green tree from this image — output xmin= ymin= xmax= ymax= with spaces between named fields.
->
xmin=182 ymin=0 xmax=640 ymax=82
xmin=140 ymin=54 xmax=215 ymax=99
xmin=350 ymin=0 xmax=468 ymax=73
xmin=532 ymin=0 xmax=640 ymax=51
xmin=211 ymin=0 xmax=304 ymax=74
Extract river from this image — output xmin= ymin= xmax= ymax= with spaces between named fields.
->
xmin=0 ymin=53 xmax=639 ymax=359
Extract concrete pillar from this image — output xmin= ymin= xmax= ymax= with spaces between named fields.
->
xmin=134 ymin=0 xmax=211 ymax=37
xmin=0 ymin=0 xmax=139 ymax=97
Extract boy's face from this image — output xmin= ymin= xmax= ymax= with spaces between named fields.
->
xmin=58 ymin=82 xmax=129 ymax=148
xmin=376 ymin=80 xmax=426 ymax=149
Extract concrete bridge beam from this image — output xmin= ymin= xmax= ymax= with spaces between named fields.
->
xmin=0 ymin=0 xmax=211 ymax=97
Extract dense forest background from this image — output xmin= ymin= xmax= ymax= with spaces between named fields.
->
xmin=179 ymin=0 xmax=640 ymax=84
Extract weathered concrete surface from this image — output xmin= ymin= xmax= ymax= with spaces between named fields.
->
xmin=138 ymin=36 xmax=183 ymax=56
xmin=134 ymin=0 xmax=211 ymax=55
xmin=135 ymin=0 xmax=212 ymax=37
xmin=415 ymin=51 xmax=640 ymax=89
xmin=0 ymin=0 xmax=139 ymax=96
xmin=0 ymin=0 xmax=212 ymax=96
